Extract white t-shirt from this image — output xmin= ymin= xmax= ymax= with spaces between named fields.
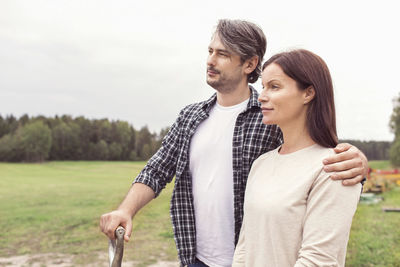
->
xmin=189 ymin=99 xmax=249 ymax=267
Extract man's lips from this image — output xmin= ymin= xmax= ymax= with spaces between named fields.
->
xmin=207 ymin=68 xmax=220 ymax=76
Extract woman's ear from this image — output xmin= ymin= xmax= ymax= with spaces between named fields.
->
xmin=304 ymin=86 xmax=315 ymax=104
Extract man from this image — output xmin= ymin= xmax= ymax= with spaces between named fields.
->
xmin=100 ymin=19 xmax=367 ymax=267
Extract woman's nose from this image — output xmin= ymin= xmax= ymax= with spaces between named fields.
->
xmin=258 ymin=89 xmax=269 ymax=102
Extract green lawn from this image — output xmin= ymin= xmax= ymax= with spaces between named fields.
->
xmin=345 ymin=160 xmax=400 ymax=267
xmin=0 ymin=161 xmax=176 ymax=266
xmin=369 ymin=160 xmax=393 ymax=170
xmin=347 ymin=187 xmax=400 ymax=267
xmin=0 ymin=161 xmax=399 ymax=266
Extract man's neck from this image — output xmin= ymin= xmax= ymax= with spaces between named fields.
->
xmin=216 ymin=83 xmax=251 ymax=107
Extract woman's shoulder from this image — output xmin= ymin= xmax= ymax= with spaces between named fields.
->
xmin=250 ymin=146 xmax=280 ymax=170
xmin=311 ymin=145 xmax=362 ymax=193
xmin=308 ymin=144 xmax=335 ymax=158
xmin=255 ymin=146 xmax=280 ymax=161
xmin=277 ymin=144 xmax=334 ymax=163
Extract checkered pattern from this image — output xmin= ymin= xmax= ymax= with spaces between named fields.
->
xmin=134 ymin=86 xmax=283 ymax=265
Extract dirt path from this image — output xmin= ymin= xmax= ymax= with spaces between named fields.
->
xmin=0 ymin=253 xmax=179 ymax=266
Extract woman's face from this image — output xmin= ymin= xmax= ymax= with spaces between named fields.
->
xmin=258 ymin=63 xmax=309 ymax=127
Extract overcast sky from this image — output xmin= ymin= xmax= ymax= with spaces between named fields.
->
xmin=0 ymin=0 xmax=398 ymax=141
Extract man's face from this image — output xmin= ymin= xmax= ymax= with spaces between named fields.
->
xmin=206 ymin=34 xmax=246 ymax=93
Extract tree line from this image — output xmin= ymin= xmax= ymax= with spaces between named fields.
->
xmin=0 ymin=114 xmax=394 ymax=163
xmin=389 ymin=92 xmax=400 ymax=167
xmin=0 ymin=114 xmax=168 ymax=162
xmin=340 ymin=139 xmax=391 ymax=161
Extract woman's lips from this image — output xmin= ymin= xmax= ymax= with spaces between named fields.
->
xmin=261 ymin=107 xmax=273 ymax=113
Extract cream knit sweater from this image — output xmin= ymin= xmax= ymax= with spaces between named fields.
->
xmin=232 ymin=144 xmax=361 ymax=267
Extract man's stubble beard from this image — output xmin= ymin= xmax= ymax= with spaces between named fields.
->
xmin=207 ymin=79 xmax=233 ymax=94
xmin=206 ymin=71 xmax=243 ymax=94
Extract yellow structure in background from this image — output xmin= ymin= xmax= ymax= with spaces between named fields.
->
xmin=363 ymin=168 xmax=400 ymax=193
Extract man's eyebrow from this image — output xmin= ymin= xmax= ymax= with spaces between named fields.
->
xmin=217 ymin=49 xmax=231 ymax=54
xmin=208 ymin=47 xmax=231 ymax=54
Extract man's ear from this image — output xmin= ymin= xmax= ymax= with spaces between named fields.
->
xmin=244 ymin=56 xmax=259 ymax=75
xmin=304 ymin=86 xmax=315 ymax=104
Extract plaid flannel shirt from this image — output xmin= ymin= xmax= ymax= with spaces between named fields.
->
xmin=134 ymin=86 xmax=283 ymax=265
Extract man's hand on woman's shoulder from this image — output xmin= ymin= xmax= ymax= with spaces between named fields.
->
xmin=322 ymin=143 xmax=368 ymax=186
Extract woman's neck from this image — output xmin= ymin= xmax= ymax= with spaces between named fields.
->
xmin=279 ymin=120 xmax=315 ymax=154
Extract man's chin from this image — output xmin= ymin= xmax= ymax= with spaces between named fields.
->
xmin=206 ymin=79 xmax=220 ymax=90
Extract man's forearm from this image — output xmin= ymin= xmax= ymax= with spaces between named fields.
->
xmin=118 ymin=182 xmax=156 ymax=218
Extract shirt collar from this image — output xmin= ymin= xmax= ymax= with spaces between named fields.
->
xmin=201 ymin=85 xmax=261 ymax=114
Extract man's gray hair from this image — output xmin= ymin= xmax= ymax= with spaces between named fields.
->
xmin=215 ymin=19 xmax=267 ymax=84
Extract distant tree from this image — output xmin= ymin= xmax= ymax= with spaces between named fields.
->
xmin=3 ymin=115 xmax=19 ymax=136
xmin=126 ymin=126 xmax=136 ymax=160
xmin=111 ymin=121 xmax=132 ymax=159
xmin=97 ymin=140 xmax=109 ymax=160
xmin=88 ymin=140 xmax=109 ymax=160
xmin=19 ymin=121 xmax=52 ymax=162
xmin=389 ymin=93 xmax=400 ymax=137
xmin=390 ymin=139 xmax=400 ymax=167
xmin=92 ymin=119 xmax=112 ymax=144
xmin=111 ymin=121 xmax=130 ymax=143
xmin=0 ymin=114 xmax=173 ymax=162
xmin=154 ymin=126 xmax=170 ymax=149
xmin=61 ymin=114 xmax=74 ymax=124
xmin=75 ymin=116 xmax=92 ymax=159
xmin=0 ymin=115 xmax=7 ymax=138
xmin=129 ymin=150 xmax=139 ymax=161
xmin=19 ymin=114 xmax=30 ymax=126
xmin=141 ymin=143 xmax=153 ymax=160
xmin=390 ymin=93 xmax=400 ymax=166
xmin=340 ymin=139 xmax=391 ymax=160
xmin=108 ymin=142 xmax=123 ymax=160
xmin=135 ymin=126 xmax=154 ymax=160
xmin=0 ymin=134 xmax=23 ymax=161
xmin=50 ymin=122 xmax=81 ymax=160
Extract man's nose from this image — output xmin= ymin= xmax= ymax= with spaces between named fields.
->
xmin=207 ymin=53 xmax=216 ymax=66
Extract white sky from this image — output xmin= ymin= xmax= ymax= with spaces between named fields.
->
xmin=0 ymin=0 xmax=398 ymax=141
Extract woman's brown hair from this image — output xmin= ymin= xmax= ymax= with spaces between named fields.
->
xmin=262 ymin=49 xmax=338 ymax=148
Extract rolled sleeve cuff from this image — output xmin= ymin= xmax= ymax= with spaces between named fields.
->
xmin=133 ymin=169 xmax=163 ymax=197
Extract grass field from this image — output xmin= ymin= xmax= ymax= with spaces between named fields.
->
xmin=369 ymin=160 xmax=393 ymax=170
xmin=0 ymin=161 xmax=176 ymax=266
xmin=346 ymin=160 xmax=400 ymax=267
xmin=0 ymin=160 xmax=399 ymax=266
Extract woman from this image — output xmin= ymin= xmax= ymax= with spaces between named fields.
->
xmin=232 ymin=49 xmax=361 ymax=267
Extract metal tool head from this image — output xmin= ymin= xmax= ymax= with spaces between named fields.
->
xmin=108 ymin=226 xmax=126 ymax=267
